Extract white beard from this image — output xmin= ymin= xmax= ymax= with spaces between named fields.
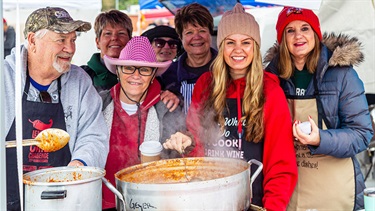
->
xmin=53 ymin=60 xmax=71 ymax=74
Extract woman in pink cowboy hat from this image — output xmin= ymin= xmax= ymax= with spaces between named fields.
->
xmin=100 ymin=36 xmax=193 ymax=210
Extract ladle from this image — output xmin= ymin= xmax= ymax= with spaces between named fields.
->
xmin=180 ymin=149 xmax=203 ymax=183
xmin=180 ymin=147 xmax=191 ymax=182
xmin=5 ymin=128 xmax=70 ymax=152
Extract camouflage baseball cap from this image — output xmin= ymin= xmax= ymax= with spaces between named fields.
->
xmin=23 ymin=7 xmax=91 ymax=38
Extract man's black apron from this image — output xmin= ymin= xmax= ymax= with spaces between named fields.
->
xmin=5 ymin=74 xmax=71 ymax=210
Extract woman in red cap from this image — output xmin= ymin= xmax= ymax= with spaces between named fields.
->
xmin=264 ymin=6 xmax=373 ymax=210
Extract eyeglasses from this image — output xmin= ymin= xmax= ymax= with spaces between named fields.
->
xmin=153 ymin=38 xmax=179 ymax=49
xmin=39 ymin=91 xmax=52 ymax=103
xmin=118 ymin=66 xmax=156 ymax=76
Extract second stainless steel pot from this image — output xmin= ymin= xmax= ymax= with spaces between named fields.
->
xmin=23 ymin=166 xmax=105 ymax=211
xmin=106 ymin=157 xmax=263 ymax=211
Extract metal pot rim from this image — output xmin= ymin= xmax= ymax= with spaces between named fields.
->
xmin=23 ymin=166 xmax=105 ymax=186
xmin=118 ymin=170 xmax=249 ymax=190
xmin=115 ymin=157 xmax=251 ymax=185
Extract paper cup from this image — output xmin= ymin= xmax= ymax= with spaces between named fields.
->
xmin=365 ymin=187 xmax=375 ymax=211
xmin=298 ymin=121 xmax=311 ymax=135
xmin=139 ymin=141 xmax=163 ymax=163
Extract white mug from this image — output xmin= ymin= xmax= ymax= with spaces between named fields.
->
xmin=364 ymin=187 xmax=375 ymax=211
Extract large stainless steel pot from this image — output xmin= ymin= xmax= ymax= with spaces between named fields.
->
xmin=23 ymin=166 xmax=105 ymax=211
xmin=105 ymin=157 xmax=262 ymax=211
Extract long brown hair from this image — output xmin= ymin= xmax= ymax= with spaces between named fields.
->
xmin=278 ymin=32 xmax=321 ymax=79
xmin=202 ymin=41 xmax=265 ymax=143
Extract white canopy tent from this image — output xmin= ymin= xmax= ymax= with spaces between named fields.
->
xmin=3 ymin=0 xmax=101 ymax=10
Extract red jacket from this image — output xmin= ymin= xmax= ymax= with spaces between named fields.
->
xmin=187 ymin=71 xmax=297 ymax=211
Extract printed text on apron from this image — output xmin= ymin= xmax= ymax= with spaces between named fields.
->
xmin=5 ymin=74 xmax=71 ymax=210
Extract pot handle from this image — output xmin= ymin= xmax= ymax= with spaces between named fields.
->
xmin=41 ymin=190 xmax=67 ymax=200
xmin=248 ymin=159 xmax=263 ymax=198
xmin=102 ymin=177 xmax=126 ymax=211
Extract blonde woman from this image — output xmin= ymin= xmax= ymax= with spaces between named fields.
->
xmin=163 ymin=3 xmax=297 ymax=210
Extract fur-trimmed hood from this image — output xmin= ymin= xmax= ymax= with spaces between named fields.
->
xmin=263 ymin=32 xmax=364 ymax=68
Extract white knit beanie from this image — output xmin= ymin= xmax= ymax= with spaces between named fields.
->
xmin=217 ymin=3 xmax=261 ymax=48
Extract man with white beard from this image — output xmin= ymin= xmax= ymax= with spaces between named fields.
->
xmin=3 ymin=7 xmax=109 ymax=210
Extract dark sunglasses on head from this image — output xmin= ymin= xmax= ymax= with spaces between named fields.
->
xmin=153 ymin=38 xmax=179 ymax=49
xmin=39 ymin=91 xmax=52 ymax=103
xmin=117 ymin=66 xmax=156 ymax=76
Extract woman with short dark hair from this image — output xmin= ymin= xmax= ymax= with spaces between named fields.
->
xmin=159 ymin=3 xmax=217 ymax=114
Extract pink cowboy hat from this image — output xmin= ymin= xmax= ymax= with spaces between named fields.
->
xmin=104 ymin=36 xmax=171 ymax=76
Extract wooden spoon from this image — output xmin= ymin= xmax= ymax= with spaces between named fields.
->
xmin=5 ymin=128 xmax=70 ymax=152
